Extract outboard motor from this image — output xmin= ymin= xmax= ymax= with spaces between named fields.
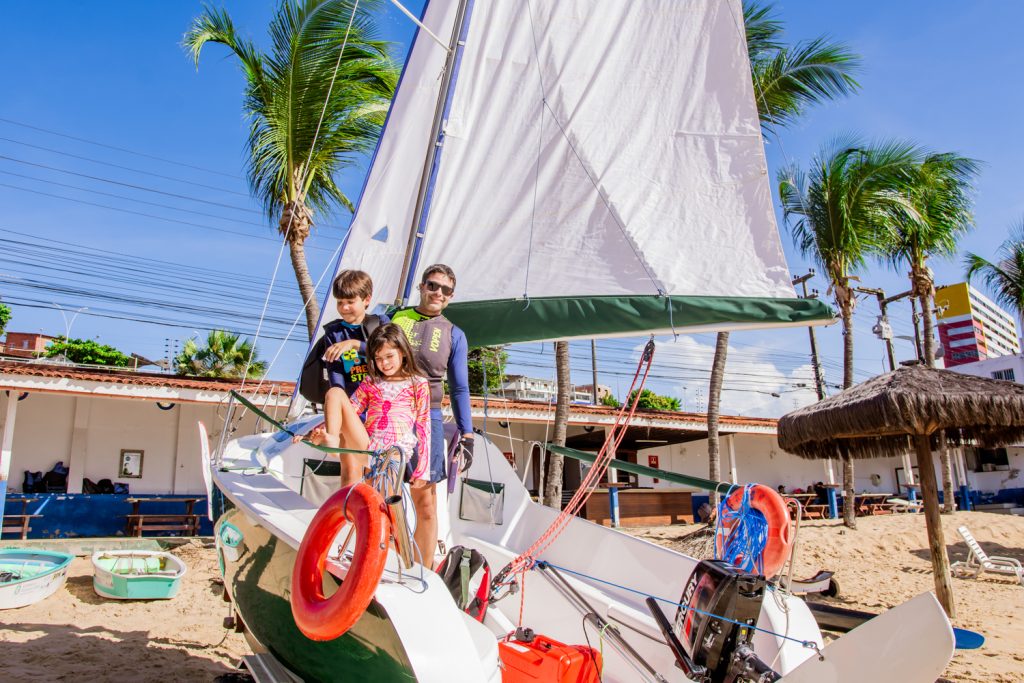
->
xmin=648 ymin=559 xmax=779 ymax=682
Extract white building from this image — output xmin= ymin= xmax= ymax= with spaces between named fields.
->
xmin=499 ymin=375 xmax=595 ymax=403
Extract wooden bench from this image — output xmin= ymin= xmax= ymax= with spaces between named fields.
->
xmin=125 ymin=514 xmax=200 ymax=537
xmin=124 ymin=497 xmax=203 ymax=537
xmin=2 ymin=514 xmax=42 ymax=539
xmin=803 ymin=504 xmax=827 ymax=520
xmin=2 ymin=498 xmax=42 ymax=540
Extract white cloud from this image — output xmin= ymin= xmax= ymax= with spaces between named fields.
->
xmin=632 ymin=335 xmax=820 ymax=418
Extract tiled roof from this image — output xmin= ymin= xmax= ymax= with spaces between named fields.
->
xmin=0 ymin=360 xmax=293 ymax=395
xmin=463 ymin=396 xmax=777 ymax=429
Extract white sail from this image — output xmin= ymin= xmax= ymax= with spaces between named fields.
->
xmin=331 ymin=0 xmax=830 ymax=345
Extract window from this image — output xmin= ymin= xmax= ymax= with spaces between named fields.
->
xmin=964 ymin=447 xmax=1010 ymax=472
xmin=991 ymin=369 xmax=1015 ymax=381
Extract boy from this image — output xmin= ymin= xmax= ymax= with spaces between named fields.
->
xmin=314 ymin=270 xmax=389 ymax=485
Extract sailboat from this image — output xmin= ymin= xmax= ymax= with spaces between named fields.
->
xmin=208 ymin=1 xmax=957 ymax=681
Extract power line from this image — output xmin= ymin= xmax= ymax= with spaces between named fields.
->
xmin=0 ymin=116 xmax=243 ymax=180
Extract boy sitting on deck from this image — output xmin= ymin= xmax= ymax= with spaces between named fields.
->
xmin=308 ymin=269 xmax=389 ymax=485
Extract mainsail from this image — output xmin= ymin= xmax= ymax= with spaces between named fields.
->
xmin=329 ymin=0 xmax=832 ymax=346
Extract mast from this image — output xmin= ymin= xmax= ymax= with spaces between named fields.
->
xmin=394 ymin=0 xmax=475 ymax=306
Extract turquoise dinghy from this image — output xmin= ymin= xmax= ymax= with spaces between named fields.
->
xmin=91 ymin=551 xmax=187 ymax=600
xmin=0 ymin=549 xmax=74 ymax=609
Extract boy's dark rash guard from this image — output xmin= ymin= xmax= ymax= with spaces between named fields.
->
xmin=390 ymin=308 xmax=472 ymax=436
xmin=322 ymin=313 xmax=390 ymax=396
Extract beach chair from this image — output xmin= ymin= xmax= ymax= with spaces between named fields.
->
xmin=950 ymin=525 xmax=1024 ymax=586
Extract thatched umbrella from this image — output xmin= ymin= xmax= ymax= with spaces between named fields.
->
xmin=777 ymin=364 xmax=1024 ymax=618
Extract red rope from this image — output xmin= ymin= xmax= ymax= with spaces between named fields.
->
xmin=499 ymin=340 xmax=656 ymax=585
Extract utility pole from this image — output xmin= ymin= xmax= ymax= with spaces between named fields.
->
xmin=855 ymin=287 xmax=915 ymax=372
xmin=792 ymin=271 xmax=827 ymax=401
xmin=910 ymin=298 xmax=924 ymax=362
xmin=590 ymin=339 xmax=599 ymax=405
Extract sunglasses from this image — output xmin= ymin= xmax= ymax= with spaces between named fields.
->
xmin=423 ymin=280 xmax=454 ymax=297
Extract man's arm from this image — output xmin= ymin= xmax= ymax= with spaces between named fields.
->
xmin=447 ymin=326 xmax=473 ymax=438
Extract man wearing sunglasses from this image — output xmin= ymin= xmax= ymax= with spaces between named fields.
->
xmin=391 ymin=264 xmax=473 ymax=568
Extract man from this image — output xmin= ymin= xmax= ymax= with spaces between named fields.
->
xmin=391 ymin=264 xmax=473 ymax=568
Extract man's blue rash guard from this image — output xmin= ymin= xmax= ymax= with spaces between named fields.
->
xmin=390 ymin=308 xmax=472 ymax=437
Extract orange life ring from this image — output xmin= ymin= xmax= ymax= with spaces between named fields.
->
xmin=717 ymin=484 xmax=792 ymax=577
xmin=291 ymin=483 xmax=391 ymax=641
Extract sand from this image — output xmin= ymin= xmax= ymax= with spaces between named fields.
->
xmin=631 ymin=510 xmax=1024 ymax=683
xmin=2 ymin=512 xmax=1021 ymax=682
xmin=1 ymin=540 xmax=249 ymax=682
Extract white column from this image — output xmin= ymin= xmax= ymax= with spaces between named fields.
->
xmin=902 ymin=452 xmax=916 ymax=485
xmin=67 ymin=397 xmax=91 ymax=494
xmin=171 ymin=404 xmax=184 ymax=494
xmin=1 ymin=393 xmax=19 ymax=517
xmin=824 ymin=458 xmax=836 ymax=485
xmin=726 ymin=434 xmax=738 ymax=484
xmin=955 ymin=447 xmax=968 ymax=484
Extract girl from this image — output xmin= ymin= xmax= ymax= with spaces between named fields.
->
xmin=307 ymin=323 xmax=433 ymax=487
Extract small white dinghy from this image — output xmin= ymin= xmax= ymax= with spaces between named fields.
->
xmin=91 ymin=550 xmax=187 ymax=600
xmin=0 ymin=549 xmax=73 ymax=609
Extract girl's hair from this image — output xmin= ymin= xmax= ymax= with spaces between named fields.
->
xmin=366 ymin=323 xmax=422 ymax=380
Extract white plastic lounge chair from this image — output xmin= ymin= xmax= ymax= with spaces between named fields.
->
xmin=950 ymin=525 xmax=1024 ymax=586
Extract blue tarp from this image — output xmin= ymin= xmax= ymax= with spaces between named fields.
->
xmin=2 ymin=493 xmax=212 ymax=539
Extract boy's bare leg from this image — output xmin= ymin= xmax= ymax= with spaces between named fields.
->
xmin=410 ymin=483 xmax=438 ymax=569
xmin=335 ymin=390 xmax=370 ymax=487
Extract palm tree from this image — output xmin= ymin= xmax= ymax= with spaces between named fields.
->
xmin=888 ymin=152 xmax=979 ymax=513
xmin=744 ymin=0 xmax=861 ymax=133
xmin=706 ymin=333 xmax=729 ymax=508
xmin=705 ymin=0 xmax=861 ymax=506
xmin=185 ymin=0 xmax=398 ymax=340
xmin=543 ymin=341 xmax=571 ymax=509
xmin=965 ymin=221 xmax=1024 ymax=330
xmin=175 ymin=330 xmax=267 ymax=379
xmin=778 ymin=137 xmax=921 ymax=527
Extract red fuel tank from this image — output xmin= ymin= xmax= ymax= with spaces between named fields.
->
xmin=499 ymin=633 xmax=602 ymax=683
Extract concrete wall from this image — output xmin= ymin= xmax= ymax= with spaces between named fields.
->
xmin=1 ymin=391 xmax=284 ymax=495
xmin=635 ymin=434 xmax=1013 ymax=496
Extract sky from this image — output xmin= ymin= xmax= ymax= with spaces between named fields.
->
xmin=1 ymin=1 xmax=1022 ymax=417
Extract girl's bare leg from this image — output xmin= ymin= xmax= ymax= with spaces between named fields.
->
xmin=334 ymin=390 xmax=370 ymax=487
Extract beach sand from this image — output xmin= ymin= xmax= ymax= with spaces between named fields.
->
xmin=2 ymin=512 xmax=1021 ymax=682
xmin=1 ymin=540 xmax=249 ymax=682
xmin=631 ymin=510 xmax=1024 ymax=683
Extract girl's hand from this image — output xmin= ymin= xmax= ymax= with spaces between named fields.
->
xmin=323 ymin=340 xmax=360 ymax=362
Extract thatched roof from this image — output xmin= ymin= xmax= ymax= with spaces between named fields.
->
xmin=777 ymin=364 xmax=1024 ymax=459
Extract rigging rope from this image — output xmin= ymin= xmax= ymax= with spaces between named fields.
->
xmin=492 ymin=338 xmax=657 ymax=596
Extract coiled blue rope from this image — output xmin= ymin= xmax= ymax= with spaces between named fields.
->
xmin=715 ymin=484 xmax=769 ymax=575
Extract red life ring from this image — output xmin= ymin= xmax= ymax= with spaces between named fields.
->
xmin=718 ymin=484 xmax=793 ymax=577
xmin=291 ymin=483 xmax=391 ymax=641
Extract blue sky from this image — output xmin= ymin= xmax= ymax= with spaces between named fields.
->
xmin=1 ymin=1 xmax=1022 ymax=416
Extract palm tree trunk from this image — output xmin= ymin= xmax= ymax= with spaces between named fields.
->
xmin=919 ymin=287 xmax=957 ymax=513
xmin=288 ymin=238 xmax=321 ymax=341
xmin=707 ymin=332 xmax=729 ymax=508
xmin=840 ymin=295 xmax=857 ymax=529
xmin=543 ymin=341 xmax=571 ymax=509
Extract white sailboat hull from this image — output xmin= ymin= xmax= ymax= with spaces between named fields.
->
xmin=210 ymin=427 xmax=955 ymax=682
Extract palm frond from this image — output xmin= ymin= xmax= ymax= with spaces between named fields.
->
xmin=743 ymin=0 xmax=785 ymax=61
xmin=187 ymin=0 xmax=398 ymax=223
xmin=964 ymin=220 xmax=1024 ymax=319
xmin=753 ymin=37 xmax=862 ymax=131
